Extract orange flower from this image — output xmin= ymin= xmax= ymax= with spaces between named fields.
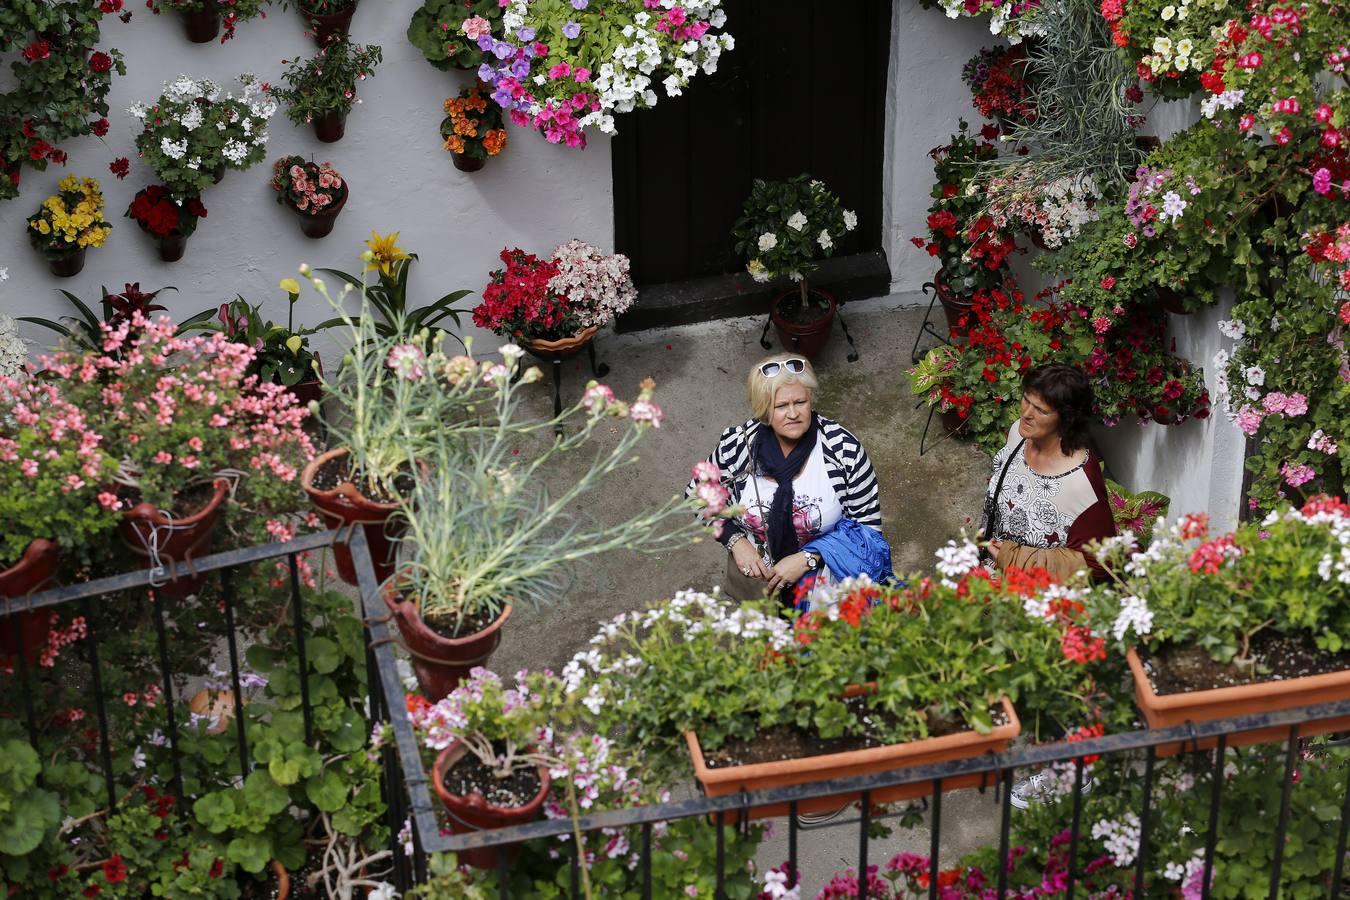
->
xmin=454 ymin=117 xmax=478 ymax=137
xmin=483 ymin=130 xmax=507 ymax=155
xmin=443 ymin=135 xmax=465 ymax=154
xmin=467 ymin=94 xmax=488 ymax=113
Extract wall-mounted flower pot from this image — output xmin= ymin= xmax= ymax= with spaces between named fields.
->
xmin=302 ymin=2 xmax=357 ymax=47
xmin=46 ymin=247 xmax=86 ymax=278
xmin=1127 ymin=647 xmax=1350 ymax=757
xmin=180 ymin=8 xmax=221 ymax=43
xmin=118 ymin=479 xmax=229 ymax=598
xmin=301 ymin=447 xmax=404 ymax=587
xmin=295 ymin=192 xmax=346 ymax=239
xmin=685 ymin=695 xmax=1019 ymax=820
xmin=432 ymin=740 xmax=549 ymax=870
xmin=383 ymin=591 xmax=511 ymax=701
xmin=1155 ymin=286 xmax=1189 ymax=315
xmin=452 ymin=153 xmax=485 ymax=173
xmin=210 ymin=163 xmax=226 ymax=185
xmin=770 ymin=288 xmax=837 ymax=360
xmin=312 ymin=110 xmax=347 ymax=143
xmin=157 ymin=234 xmax=189 ymax=263
xmin=933 ymin=270 xmax=974 ymax=338
xmin=0 ymin=539 xmax=59 ymax=671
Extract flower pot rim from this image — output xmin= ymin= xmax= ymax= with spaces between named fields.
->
xmin=431 ymin=739 xmax=551 ymax=815
xmin=683 ymin=694 xmax=1019 ymax=786
xmin=384 ymin=589 xmax=512 ymax=648
xmin=301 ymin=447 xmax=402 ymax=513
xmin=1 ymin=538 xmax=59 ymax=599
xmin=122 ymin=478 xmax=229 ymax=528
xmin=521 ymin=325 xmax=599 ymax=353
xmin=769 ymin=288 xmax=837 ymax=327
xmin=1126 ymin=645 xmax=1350 ymax=711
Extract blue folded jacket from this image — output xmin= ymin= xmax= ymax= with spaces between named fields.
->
xmin=802 ymin=518 xmax=895 ymax=586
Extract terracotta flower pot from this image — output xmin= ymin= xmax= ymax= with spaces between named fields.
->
xmin=180 ymin=7 xmax=221 ymax=43
xmin=46 ymin=247 xmax=86 ymax=278
xmin=1155 ymin=286 xmax=1189 ymax=315
xmin=269 ymin=860 xmax=290 ymax=900
xmin=301 ymin=448 xmax=405 ymax=587
xmin=685 ymin=695 xmax=1020 ymax=820
xmin=313 ymin=110 xmax=347 ymax=143
xmin=934 ymin=270 xmax=974 ymax=338
xmin=432 ymin=740 xmax=549 ymax=870
xmin=157 ymin=234 xmax=188 ymax=263
xmin=281 ymin=354 xmax=324 ymax=410
xmin=118 ymin=479 xmax=229 ymax=598
xmin=295 ymin=191 xmax=347 ymax=239
xmin=769 ymin=289 xmax=837 ymax=360
xmin=521 ymin=325 xmax=598 ymax=359
xmin=0 ymin=539 xmax=59 ymax=671
xmin=302 ymin=2 xmax=357 ymax=47
xmin=1127 ymin=647 xmax=1350 ymax=757
xmin=452 ymin=153 xmax=486 ymax=173
xmin=383 ymin=592 xmax=511 ymax=701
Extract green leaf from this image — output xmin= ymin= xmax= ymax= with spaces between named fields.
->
xmin=305 ymin=770 xmax=348 ymax=812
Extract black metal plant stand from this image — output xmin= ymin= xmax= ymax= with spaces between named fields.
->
xmin=520 ymin=339 xmax=610 ymax=423
xmin=759 ymin=303 xmax=862 ymax=363
xmin=909 ymin=280 xmax=954 ymax=365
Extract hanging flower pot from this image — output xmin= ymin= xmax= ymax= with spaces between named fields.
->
xmin=157 ymin=234 xmax=189 ymax=262
xmin=295 ymin=191 xmax=346 ymax=239
xmin=45 ymin=246 xmax=87 ymax=278
xmin=312 ymin=110 xmax=347 ymax=143
xmin=520 ymin=325 xmax=598 ymax=360
xmin=770 ymin=288 xmax=837 ymax=360
xmin=382 ymin=591 xmax=511 ymax=701
xmin=934 ymin=269 xmax=974 ymax=338
xmin=431 ymin=739 xmax=549 ymax=870
xmin=301 ymin=1 xmax=358 ymax=47
xmin=452 ymin=153 xmax=486 ymax=173
xmin=1155 ymin=285 xmax=1189 ymax=315
xmin=301 ymin=448 xmax=406 ymax=587
xmin=210 ymin=163 xmax=226 ymax=185
xmin=0 ymin=539 xmax=59 ymax=671
xmin=180 ymin=7 xmax=221 ymax=43
xmin=117 ymin=479 xmax=229 ymax=598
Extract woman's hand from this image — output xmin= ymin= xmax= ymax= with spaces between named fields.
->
xmin=987 ymin=539 xmax=1003 ymax=559
xmin=731 ymin=540 xmax=771 ymax=580
xmin=765 ymin=552 xmax=812 ymax=595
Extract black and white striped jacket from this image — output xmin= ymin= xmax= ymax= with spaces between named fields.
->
xmin=686 ymin=416 xmax=882 ymax=544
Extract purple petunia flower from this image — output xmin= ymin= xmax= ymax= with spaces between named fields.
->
xmin=517 ymin=26 xmax=536 ymax=41
xmin=572 ymin=0 xmax=588 ymax=7
xmin=492 ymin=87 xmax=515 ymax=108
xmin=477 ymin=63 xmax=496 ymax=81
xmin=563 ymin=21 xmax=581 ymax=39
xmin=510 ymin=57 xmax=530 ymax=78
xmin=492 ymin=40 xmax=514 ymax=59
xmin=476 ymin=34 xmax=494 ymax=51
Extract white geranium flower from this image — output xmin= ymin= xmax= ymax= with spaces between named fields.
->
xmin=757 ymin=232 xmax=778 ymax=252
xmin=161 ymin=137 xmax=187 ymax=160
xmin=786 ymin=211 xmax=808 ymax=231
xmin=842 ymin=209 xmax=858 ymax=231
xmin=817 ymin=229 xmax=833 ymax=250
xmin=1243 ymin=365 xmax=1265 ymax=386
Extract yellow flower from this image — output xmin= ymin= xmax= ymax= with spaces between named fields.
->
xmin=279 ymin=277 xmax=301 ymax=295
xmin=36 ymin=219 xmax=50 ymax=235
xmin=365 ymin=231 xmax=410 ymax=277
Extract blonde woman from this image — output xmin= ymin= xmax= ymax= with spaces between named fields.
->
xmin=686 ymin=353 xmax=889 ymax=606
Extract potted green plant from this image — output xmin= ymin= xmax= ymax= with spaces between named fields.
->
xmin=406 ymin=0 xmax=503 ymax=71
xmin=25 ymin=175 xmax=112 ymax=277
xmin=18 ymin=282 xmax=197 ymax=356
xmin=387 ymin=359 xmax=704 ymax=699
xmin=1086 ymin=498 xmax=1350 ymax=755
xmin=270 ymin=156 xmax=348 ymax=238
xmin=270 ymin=39 xmax=382 ymax=143
xmin=440 ymin=81 xmax=508 ymax=172
xmin=731 ymin=174 xmax=858 ymax=358
xmin=145 ymin=0 xmax=270 ymax=43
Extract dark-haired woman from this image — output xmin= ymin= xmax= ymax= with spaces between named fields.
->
xmin=985 ymin=364 xmax=1116 ymax=582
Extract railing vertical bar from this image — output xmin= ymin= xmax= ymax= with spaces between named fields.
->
xmin=570 ymin=838 xmax=581 ymax=899
xmin=1133 ymin=747 xmax=1155 ymax=898
xmin=788 ymin=800 xmax=799 ymax=889
xmin=219 ymin=567 xmax=249 ymax=779
xmin=928 ymin=778 xmax=942 ymax=900
xmin=80 ymin=596 xmax=117 ymax=811
xmin=499 ymin=846 xmax=510 ymax=899
xmin=641 ymin=821 xmax=652 ymax=900
xmin=996 ymin=769 xmax=1013 ymax=899
xmin=11 ymin=608 xmax=39 ymax=753
xmin=1332 ymin=748 xmax=1350 ymax=899
xmin=150 ymin=588 xmax=186 ymax=813
xmin=716 ymin=817 xmax=726 ymax=899
xmin=1066 ymin=758 xmax=1085 ymax=899
xmin=288 ymin=553 xmax=313 ymax=744
xmin=1200 ymin=734 xmax=1227 ymax=900
xmin=859 ymin=790 xmax=871 ymax=900
xmin=1266 ymin=725 xmax=1299 ymax=899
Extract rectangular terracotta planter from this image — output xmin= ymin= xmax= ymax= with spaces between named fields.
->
xmin=685 ymin=695 xmax=1019 ymax=820
xmin=1127 ymin=647 xmax=1350 ymax=757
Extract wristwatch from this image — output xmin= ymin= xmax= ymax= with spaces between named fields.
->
xmin=804 ymin=551 xmax=820 ymax=570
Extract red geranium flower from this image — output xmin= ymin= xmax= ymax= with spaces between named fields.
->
xmin=22 ymin=39 xmax=51 ymax=62
xmin=92 ymin=118 xmax=110 ymax=137
xmin=109 ymin=157 xmax=130 ymax=179
xmin=90 ymin=52 xmax=114 ymax=73
xmin=102 ymin=857 xmax=127 ymax=884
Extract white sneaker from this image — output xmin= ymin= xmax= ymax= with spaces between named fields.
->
xmin=794 ymin=804 xmax=849 ymax=827
xmin=1009 ymin=770 xmax=1094 ymax=810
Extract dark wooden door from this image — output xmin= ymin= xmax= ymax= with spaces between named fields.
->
xmin=612 ymin=0 xmax=892 ymax=287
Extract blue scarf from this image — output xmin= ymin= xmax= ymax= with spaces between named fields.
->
xmin=753 ymin=415 xmax=820 ymax=562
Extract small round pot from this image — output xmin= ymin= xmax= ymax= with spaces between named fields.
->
xmin=157 ymin=234 xmax=188 ymax=263
xmin=521 ymin=325 xmax=598 ymax=360
xmin=180 ymin=7 xmax=221 ymax=43
xmin=1155 ymin=286 xmax=1189 ymax=315
xmin=432 ymin=739 xmax=549 ymax=870
xmin=452 ymin=152 xmax=486 ymax=173
xmin=46 ymin=247 xmax=86 ymax=278
xmin=769 ymin=288 xmax=837 ymax=360
xmin=383 ymin=592 xmax=511 ymax=701
xmin=313 ymin=110 xmax=347 ymax=143
xmin=295 ymin=191 xmax=347 ymax=239
xmin=118 ymin=479 xmax=229 ymax=598
xmin=0 ymin=539 xmax=59 ymax=671
xmin=934 ymin=270 xmax=974 ymax=338
xmin=301 ymin=448 xmax=404 ymax=587
xmin=302 ymin=1 xmax=357 ymax=47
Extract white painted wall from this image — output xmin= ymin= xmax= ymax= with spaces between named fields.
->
xmin=0 ymin=2 xmax=614 ymax=358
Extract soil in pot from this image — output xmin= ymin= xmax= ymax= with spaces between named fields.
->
xmin=238 ymin=860 xmax=292 ymax=899
xmin=704 ymin=697 xmax=1008 ymax=769
xmin=441 ymin=748 xmax=544 ymax=808
xmin=308 ymin=453 xmax=413 ymax=505
xmin=1142 ymin=632 xmax=1350 ymax=696
xmin=421 ymin=607 xmax=497 ymax=642
xmin=118 ymin=480 xmax=220 ymax=521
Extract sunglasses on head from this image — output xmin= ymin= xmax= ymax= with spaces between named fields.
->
xmin=759 ymin=358 xmax=807 ymax=378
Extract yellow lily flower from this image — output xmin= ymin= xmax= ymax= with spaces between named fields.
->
xmin=365 ymin=231 xmax=410 ymax=277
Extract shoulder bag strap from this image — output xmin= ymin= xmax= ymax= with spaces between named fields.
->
xmin=985 ymin=438 xmax=1025 ymax=540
